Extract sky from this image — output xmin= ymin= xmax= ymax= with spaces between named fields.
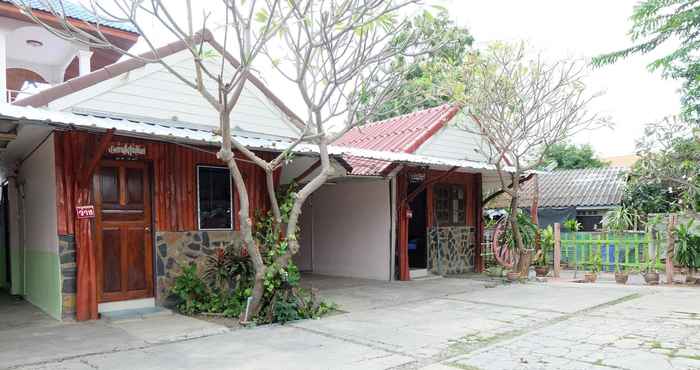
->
xmin=435 ymin=0 xmax=682 ymax=158
xmin=123 ymin=0 xmax=683 ymax=158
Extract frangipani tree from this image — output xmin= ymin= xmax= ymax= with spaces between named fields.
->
xmin=13 ymin=0 xmax=430 ymax=318
xmin=445 ymin=42 xmax=609 ymax=274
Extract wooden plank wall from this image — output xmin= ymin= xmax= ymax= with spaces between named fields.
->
xmin=54 ymin=131 xmax=271 ymax=235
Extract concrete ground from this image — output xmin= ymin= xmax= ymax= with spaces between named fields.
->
xmin=2 ymin=275 xmax=700 ymax=370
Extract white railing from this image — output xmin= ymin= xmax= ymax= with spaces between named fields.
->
xmin=6 ymin=90 xmax=33 ymax=103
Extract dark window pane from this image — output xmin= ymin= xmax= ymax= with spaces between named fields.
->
xmin=198 ymin=167 xmax=232 ymax=229
xmin=434 ymin=184 xmax=466 ymax=226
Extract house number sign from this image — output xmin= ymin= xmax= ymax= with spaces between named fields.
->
xmin=106 ymin=142 xmax=146 ymax=159
xmin=75 ymin=205 xmax=96 ymax=219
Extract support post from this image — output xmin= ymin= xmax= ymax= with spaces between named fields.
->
xmin=77 ymin=50 xmax=93 ymax=76
xmin=554 ymin=222 xmax=561 ymax=278
xmin=666 ymin=214 xmax=676 ymax=285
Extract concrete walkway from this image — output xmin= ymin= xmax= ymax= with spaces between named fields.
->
xmin=0 ymin=292 xmax=228 ymax=369
xmin=3 ymin=276 xmax=700 ymax=370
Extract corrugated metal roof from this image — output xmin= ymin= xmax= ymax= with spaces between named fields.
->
xmin=489 ymin=167 xmax=628 ymax=209
xmin=334 ymin=104 xmax=461 ymax=175
xmin=6 ymin=0 xmax=138 ymax=33
xmin=0 ymin=104 xmax=507 ymax=173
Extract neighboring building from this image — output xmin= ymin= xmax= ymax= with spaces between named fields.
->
xmin=0 ymin=0 xmax=139 ymax=102
xmin=486 ymin=167 xmax=628 ymax=231
xmin=603 ymin=154 xmax=639 ymax=168
xmin=295 ymin=104 xmax=500 ymax=281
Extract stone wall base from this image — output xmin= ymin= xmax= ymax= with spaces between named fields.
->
xmin=58 ymin=235 xmax=76 ymax=320
xmin=155 ymin=230 xmax=243 ymax=306
xmin=427 ymin=226 xmax=475 ymax=275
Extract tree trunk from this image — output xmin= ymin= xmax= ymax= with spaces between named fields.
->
xmin=508 ymin=173 xmax=530 ymax=276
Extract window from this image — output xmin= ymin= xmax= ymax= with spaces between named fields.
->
xmin=434 ymin=184 xmax=466 ymax=226
xmin=197 ymin=166 xmax=233 ymax=230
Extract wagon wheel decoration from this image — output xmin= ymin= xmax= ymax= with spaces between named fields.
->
xmin=491 ymin=221 xmax=516 ymax=269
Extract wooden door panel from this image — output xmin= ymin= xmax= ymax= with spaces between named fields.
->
xmin=101 ymin=227 xmax=122 ymax=293
xmin=126 ymin=168 xmax=144 ymax=205
xmin=99 ymin=166 xmax=120 ymax=205
xmin=94 ymin=160 xmax=153 ymax=303
xmin=126 ymin=226 xmax=147 ymax=291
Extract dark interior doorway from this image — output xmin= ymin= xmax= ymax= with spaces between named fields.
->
xmin=407 ymin=182 xmax=427 ymax=269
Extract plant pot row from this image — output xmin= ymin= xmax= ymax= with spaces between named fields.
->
xmin=611 ymin=271 xmax=661 ymax=285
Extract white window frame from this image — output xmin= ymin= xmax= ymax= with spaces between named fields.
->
xmin=196 ymin=165 xmax=234 ymax=231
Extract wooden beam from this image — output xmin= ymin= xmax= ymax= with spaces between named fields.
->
xmin=77 ymin=129 xmax=114 ymax=187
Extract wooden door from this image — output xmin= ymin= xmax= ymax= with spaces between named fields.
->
xmin=94 ymin=160 xmax=153 ymax=302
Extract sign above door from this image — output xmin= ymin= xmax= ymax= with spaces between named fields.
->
xmin=105 ymin=142 xmax=146 ymax=159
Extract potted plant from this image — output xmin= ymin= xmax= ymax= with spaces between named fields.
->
xmin=535 ymin=226 xmax=554 ymax=277
xmin=585 ymin=254 xmax=602 ymax=283
xmin=642 ymin=259 xmax=660 ymax=285
xmin=614 ymin=264 xmax=629 ymax=284
xmin=506 ymin=270 xmax=521 ymax=282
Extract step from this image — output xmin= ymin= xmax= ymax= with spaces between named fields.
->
xmin=101 ymin=306 xmax=173 ymax=323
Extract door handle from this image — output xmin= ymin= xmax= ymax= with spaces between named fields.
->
xmin=145 ymin=226 xmax=151 ymax=232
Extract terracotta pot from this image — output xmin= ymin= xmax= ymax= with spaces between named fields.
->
xmin=535 ymin=266 xmax=549 ymax=277
xmin=644 ymin=272 xmax=660 ymax=285
xmin=506 ymin=271 xmax=521 ymax=282
xmin=584 ymin=272 xmax=597 ymax=283
xmin=614 ymin=272 xmax=629 ymax=284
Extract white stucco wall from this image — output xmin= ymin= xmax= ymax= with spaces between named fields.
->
xmin=18 ymin=134 xmax=59 ymax=255
xmin=299 ymin=179 xmax=392 ymax=280
xmin=16 ymin=133 xmax=61 ymax=318
xmin=294 ymin=199 xmax=313 ymax=272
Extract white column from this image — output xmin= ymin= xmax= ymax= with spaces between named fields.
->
xmin=77 ymin=49 xmax=93 ymax=76
xmin=0 ymin=31 xmax=7 ymax=102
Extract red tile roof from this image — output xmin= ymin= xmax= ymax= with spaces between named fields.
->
xmin=334 ymin=104 xmax=460 ymax=176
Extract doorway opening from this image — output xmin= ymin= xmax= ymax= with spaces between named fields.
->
xmin=407 ymin=181 xmax=427 ymax=271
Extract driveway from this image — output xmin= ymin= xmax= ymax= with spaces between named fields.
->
xmin=2 ymin=275 xmax=700 ymax=370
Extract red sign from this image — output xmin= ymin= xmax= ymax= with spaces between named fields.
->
xmin=75 ymin=205 xmax=96 ymax=219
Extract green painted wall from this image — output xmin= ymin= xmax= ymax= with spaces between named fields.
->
xmin=9 ymin=245 xmax=23 ymax=296
xmin=23 ymin=250 xmax=62 ymax=320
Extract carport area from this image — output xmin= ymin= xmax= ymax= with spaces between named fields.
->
xmin=294 ymin=178 xmax=394 ymax=281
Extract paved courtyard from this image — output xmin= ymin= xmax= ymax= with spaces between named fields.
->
xmin=1 ymin=275 xmax=699 ymax=370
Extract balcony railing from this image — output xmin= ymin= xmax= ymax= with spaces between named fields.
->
xmin=6 ymin=90 xmax=34 ymax=103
